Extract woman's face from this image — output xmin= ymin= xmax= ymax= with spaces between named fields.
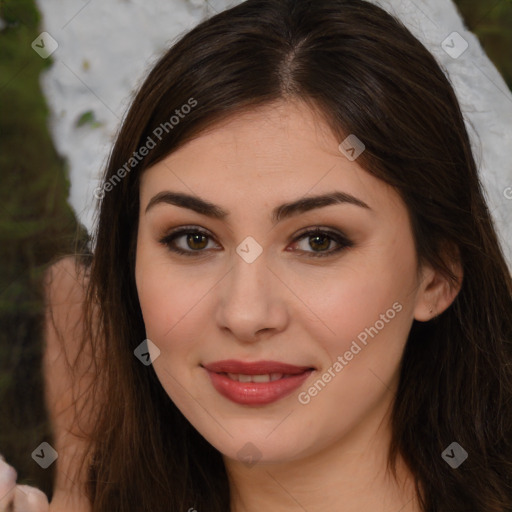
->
xmin=135 ymin=99 xmax=430 ymax=465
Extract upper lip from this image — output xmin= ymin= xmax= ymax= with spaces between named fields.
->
xmin=202 ymin=359 xmax=314 ymax=375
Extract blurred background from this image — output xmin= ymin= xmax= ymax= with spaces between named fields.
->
xmin=0 ymin=0 xmax=511 ymax=501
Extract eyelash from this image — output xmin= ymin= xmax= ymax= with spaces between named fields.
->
xmin=158 ymin=225 xmax=353 ymax=258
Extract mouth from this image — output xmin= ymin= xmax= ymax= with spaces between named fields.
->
xmin=201 ymin=360 xmax=316 ymax=405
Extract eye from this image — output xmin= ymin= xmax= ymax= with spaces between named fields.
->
xmin=159 ymin=226 xmax=219 ymax=256
xmin=290 ymin=227 xmax=353 ymax=258
xmin=159 ymin=225 xmax=353 ymax=258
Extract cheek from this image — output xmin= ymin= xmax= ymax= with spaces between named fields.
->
xmin=135 ymin=259 xmax=205 ymax=408
xmin=301 ymin=257 xmax=413 ymax=346
xmin=296 ymin=235 xmax=417 ymax=383
xmin=137 ymin=263 xmax=197 ymax=346
xmin=135 ymin=246 xmax=216 ymax=370
xmin=291 ymin=266 xmax=413 ymax=441
xmin=136 ymin=255 xmax=171 ymax=340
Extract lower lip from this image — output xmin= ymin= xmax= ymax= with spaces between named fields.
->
xmin=204 ymin=368 xmax=314 ymax=405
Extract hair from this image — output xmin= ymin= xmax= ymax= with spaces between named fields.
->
xmin=67 ymin=0 xmax=512 ymax=510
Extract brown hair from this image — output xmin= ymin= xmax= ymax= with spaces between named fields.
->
xmin=71 ymin=0 xmax=512 ymax=510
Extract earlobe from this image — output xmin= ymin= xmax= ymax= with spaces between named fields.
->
xmin=413 ymin=265 xmax=438 ymax=322
xmin=413 ymin=252 xmax=463 ymax=322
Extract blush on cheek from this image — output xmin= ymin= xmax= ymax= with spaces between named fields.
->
xmin=325 ymin=297 xmax=407 ymax=365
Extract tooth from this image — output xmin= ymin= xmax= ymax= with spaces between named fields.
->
xmin=225 ymin=373 xmax=285 ymax=383
xmin=252 ymin=374 xmax=271 ymax=383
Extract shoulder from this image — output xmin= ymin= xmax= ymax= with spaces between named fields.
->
xmin=43 ymin=256 xmax=89 ymax=308
xmin=42 ymin=256 xmax=96 ymax=512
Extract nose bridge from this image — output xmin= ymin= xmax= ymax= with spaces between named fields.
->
xmin=215 ymin=244 xmax=287 ymax=340
xmin=231 ymin=248 xmax=269 ymax=299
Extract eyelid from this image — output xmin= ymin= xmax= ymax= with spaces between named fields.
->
xmin=159 ymin=225 xmax=219 ymax=254
xmin=158 ymin=224 xmax=353 ymax=258
xmin=289 ymin=226 xmax=353 ymax=257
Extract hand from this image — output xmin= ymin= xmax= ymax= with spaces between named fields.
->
xmin=0 ymin=456 xmax=49 ymax=512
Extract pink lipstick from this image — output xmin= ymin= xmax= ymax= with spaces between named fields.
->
xmin=202 ymin=360 xmax=315 ymax=405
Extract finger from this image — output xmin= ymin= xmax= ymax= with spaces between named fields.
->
xmin=0 ymin=458 xmax=17 ymax=512
xmin=13 ymin=486 xmax=49 ymax=512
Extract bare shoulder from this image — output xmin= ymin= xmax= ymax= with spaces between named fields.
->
xmin=43 ymin=256 xmax=89 ymax=320
xmin=43 ymin=255 xmax=95 ymax=512
xmin=43 ymin=256 xmax=97 ymax=372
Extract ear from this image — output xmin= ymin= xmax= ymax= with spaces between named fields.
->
xmin=413 ymin=243 xmax=463 ymax=322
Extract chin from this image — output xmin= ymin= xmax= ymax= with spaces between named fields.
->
xmin=198 ymin=427 xmax=312 ymax=466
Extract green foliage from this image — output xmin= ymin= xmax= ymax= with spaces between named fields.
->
xmin=75 ymin=109 xmax=103 ymax=128
xmin=0 ymin=0 xmax=39 ymax=27
xmin=0 ymin=0 xmax=88 ymax=500
xmin=454 ymin=0 xmax=512 ymax=90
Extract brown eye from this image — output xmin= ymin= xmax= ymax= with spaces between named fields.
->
xmin=291 ymin=228 xmax=353 ymax=257
xmin=159 ymin=227 xmax=218 ymax=256
xmin=159 ymin=225 xmax=353 ymax=258
xmin=307 ymin=233 xmax=331 ymax=251
xmin=185 ymin=233 xmax=209 ymax=250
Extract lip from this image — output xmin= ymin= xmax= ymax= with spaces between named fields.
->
xmin=202 ymin=359 xmax=315 ymax=406
xmin=202 ymin=359 xmax=314 ymax=375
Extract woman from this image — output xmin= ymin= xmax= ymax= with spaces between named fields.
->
xmin=5 ymin=0 xmax=512 ymax=510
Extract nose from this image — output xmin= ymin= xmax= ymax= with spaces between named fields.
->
xmin=215 ymin=252 xmax=289 ymax=343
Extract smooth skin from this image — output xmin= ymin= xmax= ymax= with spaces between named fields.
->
xmin=0 ymin=456 xmax=49 ymax=512
xmin=44 ymin=257 xmax=94 ymax=512
xmin=13 ymin=99 xmax=461 ymax=512
xmin=135 ymin=99 xmax=463 ymax=512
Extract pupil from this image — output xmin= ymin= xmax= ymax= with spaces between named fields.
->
xmin=310 ymin=235 xmax=329 ymax=251
xmin=188 ymin=233 xmax=207 ymax=250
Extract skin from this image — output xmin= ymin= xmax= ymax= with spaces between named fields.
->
xmin=0 ymin=457 xmax=49 ymax=512
xmin=135 ymin=99 xmax=462 ymax=512
xmin=1 ymin=256 xmax=97 ymax=512
xmin=44 ymin=257 xmax=95 ymax=512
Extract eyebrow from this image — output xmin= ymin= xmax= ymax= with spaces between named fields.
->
xmin=145 ymin=190 xmax=371 ymax=223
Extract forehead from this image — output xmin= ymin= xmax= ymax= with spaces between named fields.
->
xmin=139 ymin=99 xmax=402 ymax=217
